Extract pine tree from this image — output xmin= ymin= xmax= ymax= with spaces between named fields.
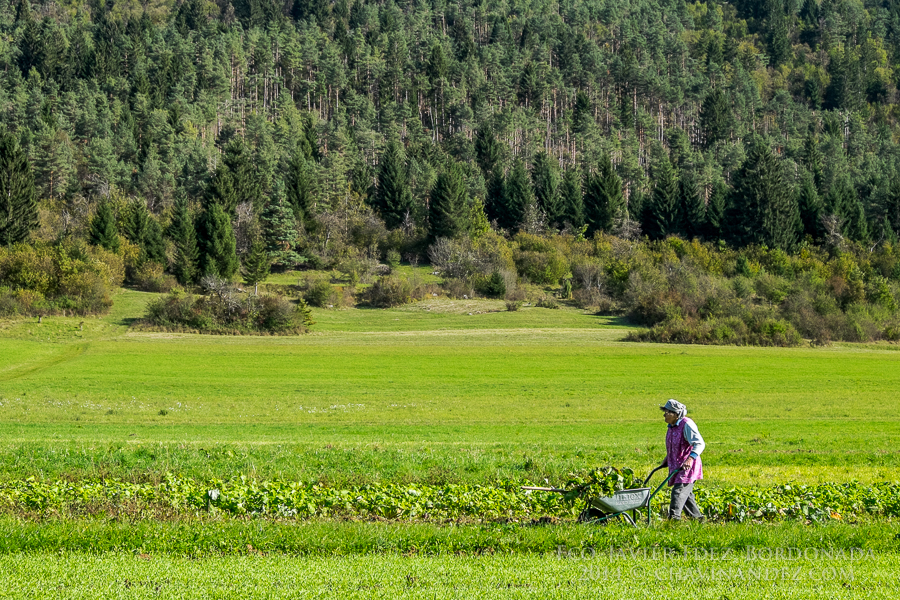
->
xmin=729 ymin=142 xmax=799 ymax=251
xmin=241 ymin=235 xmax=270 ymax=295
xmin=644 ymin=156 xmax=681 ymax=240
xmin=199 ymin=203 xmax=238 ymax=279
xmin=584 ymin=154 xmax=625 ymax=234
xmin=168 ymin=196 xmax=199 ymax=285
xmin=428 ymin=161 xmax=469 ymax=241
xmin=0 ymin=130 xmax=38 ymax=246
xmin=373 ymin=140 xmax=412 ymax=228
xmin=797 ymin=172 xmax=823 ymax=239
xmin=559 ymin=166 xmax=584 ymax=229
xmin=89 ymin=200 xmax=120 ymax=252
xmin=680 ymin=171 xmax=706 ymax=239
xmin=260 ymin=197 xmax=304 ymax=268
xmin=531 ymin=152 xmax=561 ymax=226
xmin=699 ymin=89 xmax=731 ymax=148
xmin=502 ymin=159 xmax=533 ymax=231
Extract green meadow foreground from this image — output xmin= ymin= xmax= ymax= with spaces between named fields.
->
xmin=2 ymin=551 xmax=896 ymax=599
xmin=1 ymin=289 xmax=899 ymax=597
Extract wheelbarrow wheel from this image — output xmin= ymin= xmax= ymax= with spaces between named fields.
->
xmin=578 ymin=507 xmax=607 ymax=522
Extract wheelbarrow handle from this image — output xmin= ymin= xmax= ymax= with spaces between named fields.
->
xmin=642 ymin=464 xmax=669 ymax=487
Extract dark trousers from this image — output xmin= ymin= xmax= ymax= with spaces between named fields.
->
xmin=669 ymin=482 xmax=702 ymax=519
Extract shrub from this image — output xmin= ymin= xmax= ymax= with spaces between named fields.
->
xmin=143 ymin=286 xmax=311 ymax=334
xmin=443 ymin=278 xmax=475 ymax=299
xmin=133 ymin=261 xmax=178 ymax=293
xmin=626 ymin=315 xmax=803 ymax=347
xmin=361 ymin=276 xmax=427 ymax=307
xmin=304 ymin=280 xmax=336 ymax=307
xmin=0 ymin=241 xmax=122 ymax=316
xmin=535 ymin=295 xmax=559 ymax=309
xmin=255 ymin=295 xmax=305 ymax=331
xmin=506 ymin=300 xmax=522 ymax=311
xmin=513 ymin=248 xmax=569 ymax=285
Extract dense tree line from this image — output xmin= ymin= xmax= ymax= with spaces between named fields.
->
xmin=1 ymin=0 xmax=900 ymax=282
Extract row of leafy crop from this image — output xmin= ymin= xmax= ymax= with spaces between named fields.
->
xmin=2 ymin=476 xmax=900 ymax=523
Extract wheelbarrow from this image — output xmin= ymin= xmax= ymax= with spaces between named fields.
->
xmin=523 ymin=465 xmax=679 ymax=526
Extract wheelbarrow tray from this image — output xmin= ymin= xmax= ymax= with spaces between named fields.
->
xmin=589 ymin=487 xmax=651 ymax=513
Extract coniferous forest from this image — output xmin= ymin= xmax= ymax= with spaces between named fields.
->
xmin=1 ymin=0 xmax=900 ymax=342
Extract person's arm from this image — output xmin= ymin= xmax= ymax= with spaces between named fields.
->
xmin=681 ymin=421 xmax=705 ymax=469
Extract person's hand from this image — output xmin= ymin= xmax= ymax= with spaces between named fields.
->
xmin=681 ymin=458 xmax=694 ymax=471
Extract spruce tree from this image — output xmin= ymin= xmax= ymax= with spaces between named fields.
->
xmin=644 ymin=156 xmax=681 ymax=240
xmin=729 ymin=141 xmax=799 ymax=251
xmin=208 ymin=164 xmax=238 ymax=214
xmin=223 ymin=137 xmax=263 ymax=211
xmin=846 ymin=196 xmax=869 ymax=243
xmin=260 ymin=197 xmax=304 ymax=268
xmin=0 ymin=130 xmax=38 ymax=246
xmin=485 ymin=169 xmax=506 ymax=225
xmin=301 ymin=113 xmax=320 ymax=162
xmin=89 ymin=200 xmax=120 ymax=252
xmin=168 ymin=196 xmax=199 ymax=285
xmin=584 ymin=154 xmax=625 ymax=235
xmin=285 ymin=152 xmax=314 ymax=228
xmin=123 ymin=201 xmax=165 ymax=263
xmin=680 ymin=171 xmax=706 ymax=239
xmin=802 ymin=132 xmax=824 ymax=190
xmin=241 ymin=235 xmax=271 ymax=295
xmin=883 ymin=178 xmax=900 ymax=235
xmin=705 ymin=180 xmax=727 ymax=239
xmin=531 ymin=152 xmax=561 ymax=226
xmin=559 ymin=166 xmax=584 ymax=229
xmin=474 ymin=128 xmax=503 ymax=176
xmin=428 ymin=161 xmax=469 ymax=241
xmin=502 ymin=159 xmax=533 ymax=230
xmin=699 ymin=89 xmax=731 ymax=148
xmin=373 ymin=139 xmax=412 ymax=228
xmin=144 ymin=217 xmax=166 ymax=264
xmin=824 ymin=177 xmax=858 ymax=238
xmin=797 ymin=172 xmax=823 ymax=239
xmin=199 ymin=203 xmax=238 ymax=279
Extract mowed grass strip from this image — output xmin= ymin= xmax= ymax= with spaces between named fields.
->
xmin=0 ymin=518 xmax=898 ymax=555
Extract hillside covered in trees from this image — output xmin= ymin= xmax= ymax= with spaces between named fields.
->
xmin=1 ymin=0 xmax=900 ymax=342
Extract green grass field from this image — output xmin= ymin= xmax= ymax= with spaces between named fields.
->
xmin=0 ymin=289 xmax=898 ymax=485
xmin=1 ymin=285 xmax=899 ymax=597
xmin=2 ymin=550 xmax=896 ymax=599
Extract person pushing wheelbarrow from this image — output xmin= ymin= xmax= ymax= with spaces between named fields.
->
xmin=659 ymin=399 xmax=705 ymax=520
